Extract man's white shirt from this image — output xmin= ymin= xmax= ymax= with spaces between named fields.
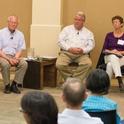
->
xmin=0 ymin=27 xmax=26 ymax=56
xmin=58 ymin=108 xmax=103 ymax=124
xmin=58 ymin=25 xmax=95 ymax=54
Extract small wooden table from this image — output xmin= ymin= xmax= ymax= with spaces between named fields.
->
xmin=23 ymin=58 xmax=57 ymax=89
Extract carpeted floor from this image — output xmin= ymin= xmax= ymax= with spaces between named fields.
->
xmin=0 ymin=77 xmax=123 ymax=124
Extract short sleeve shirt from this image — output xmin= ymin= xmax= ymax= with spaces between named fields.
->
xmin=0 ymin=27 xmax=26 ymax=56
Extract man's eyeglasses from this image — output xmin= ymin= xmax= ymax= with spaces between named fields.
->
xmin=19 ymin=107 xmax=25 ymax=113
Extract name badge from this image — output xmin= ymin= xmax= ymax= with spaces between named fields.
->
xmin=117 ymin=39 xmax=124 ymax=45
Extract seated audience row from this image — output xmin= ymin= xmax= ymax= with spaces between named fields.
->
xmin=20 ymin=69 xmax=124 ymax=124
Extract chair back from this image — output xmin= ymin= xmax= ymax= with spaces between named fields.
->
xmin=96 ymin=48 xmax=105 ymax=69
xmin=87 ymin=110 xmax=116 ymax=124
xmin=96 ymin=47 xmax=124 ymax=75
xmin=121 ymin=65 xmax=124 ymax=75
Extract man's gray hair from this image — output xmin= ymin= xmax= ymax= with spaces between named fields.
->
xmin=8 ymin=16 xmax=18 ymax=22
xmin=63 ymin=77 xmax=85 ymax=107
xmin=76 ymin=11 xmax=86 ymax=21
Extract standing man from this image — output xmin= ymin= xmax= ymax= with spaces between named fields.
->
xmin=0 ymin=16 xmax=28 ymax=94
xmin=56 ymin=11 xmax=95 ymax=82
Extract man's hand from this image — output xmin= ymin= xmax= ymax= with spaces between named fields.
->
xmin=68 ymin=48 xmax=83 ymax=54
xmin=8 ymin=58 xmax=20 ymax=66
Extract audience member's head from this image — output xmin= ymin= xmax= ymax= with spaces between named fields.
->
xmin=20 ymin=91 xmax=58 ymax=124
xmin=7 ymin=15 xmax=19 ymax=32
xmin=62 ymin=78 xmax=86 ymax=108
xmin=86 ymin=69 xmax=110 ymax=95
xmin=74 ymin=11 xmax=86 ymax=30
xmin=112 ymin=15 xmax=124 ymax=28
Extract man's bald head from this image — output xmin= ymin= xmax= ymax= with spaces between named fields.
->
xmin=62 ymin=78 xmax=85 ymax=107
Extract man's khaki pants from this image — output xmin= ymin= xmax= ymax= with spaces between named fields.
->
xmin=0 ymin=57 xmax=28 ymax=86
xmin=56 ymin=51 xmax=92 ymax=82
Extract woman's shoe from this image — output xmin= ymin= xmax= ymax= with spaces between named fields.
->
xmin=119 ymin=83 xmax=124 ymax=92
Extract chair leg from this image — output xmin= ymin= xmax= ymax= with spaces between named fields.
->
xmin=117 ymin=77 xmax=124 ymax=91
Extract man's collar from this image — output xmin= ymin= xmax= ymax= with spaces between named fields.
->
xmin=73 ymin=25 xmax=83 ymax=31
xmin=7 ymin=27 xmax=16 ymax=34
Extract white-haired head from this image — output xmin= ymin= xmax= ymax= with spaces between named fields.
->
xmin=8 ymin=16 xmax=18 ymax=22
xmin=7 ymin=15 xmax=19 ymax=32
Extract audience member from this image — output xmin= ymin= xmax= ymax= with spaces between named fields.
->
xmin=56 ymin=11 xmax=95 ymax=82
xmin=0 ymin=15 xmax=27 ymax=94
xmin=103 ymin=15 xmax=124 ymax=91
xmin=20 ymin=91 xmax=58 ymax=124
xmin=58 ymin=77 xmax=103 ymax=124
xmin=82 ymin=69 xmax=121 ymax=124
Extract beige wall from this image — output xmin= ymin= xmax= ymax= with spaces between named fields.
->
xmin=0 ymin=0 xmax=32 ymax=56
xmin=30 ymin=0 xmax=62 ymax=57
xmin=63 ymin=0 xmax=86 ymax=26
xmin=63 ymin=0 xmax=124 ymax=67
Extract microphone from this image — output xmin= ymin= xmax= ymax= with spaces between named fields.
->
xmin=10 ymin=31 xmax=15 ymax=40
xmin=10 ymin=37 xmax=13 ymax=39
xmin=77 ymin=32 xmax=79 ymax=35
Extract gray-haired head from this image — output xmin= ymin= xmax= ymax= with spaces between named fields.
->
xmin=7 ymin=15 xmax=19 ymax=32
xmin=75 ymin=11 xmax=86 ymax=21
xmin=62 ymin=77 xmax=85 ymax=107
xmin=8 ymin=15 xmax=19 ymax=22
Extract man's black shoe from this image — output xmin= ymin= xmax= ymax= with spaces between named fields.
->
xmin=4 ymin=84 xmax=11 ymax=94
xmin=11 ymin=81 xmax=21 ymax=94
xmin=17 ymin=84 xmax=23 ymax=88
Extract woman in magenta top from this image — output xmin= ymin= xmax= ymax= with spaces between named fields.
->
xmin=103 ymin=15 xmax=124 ymax=91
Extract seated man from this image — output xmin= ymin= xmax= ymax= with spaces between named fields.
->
xmin=0 ymin=16 xmax=28 ymax=94
xmin=56 ymin=11 xmax=95 ymax=82
xmin=58 ymin=78 xmax=103 ymax=124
